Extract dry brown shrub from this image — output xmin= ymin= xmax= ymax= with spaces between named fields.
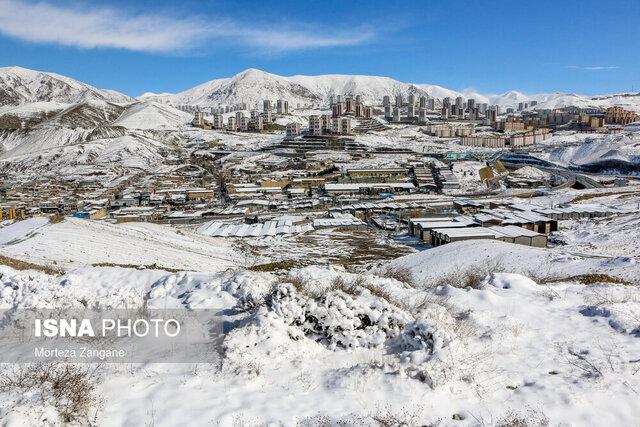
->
xmin=0 ymin=363 xmax=99 ymax=424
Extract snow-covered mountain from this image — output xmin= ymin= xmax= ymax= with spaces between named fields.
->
xmin=2 ymin=66 xmax=639 ymax=112
xmin=0 ymin=66 xmax=133 ymax=106
xmin=141 ymin=68 xmax=640 ymax=112
xmin=147 ymin=68 xmax=434 ymax=107
xmin=0 ymin=100 xmax=193 ymax=177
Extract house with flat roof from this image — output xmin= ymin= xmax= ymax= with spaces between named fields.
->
xmin=432 ymin=227 xmax=497 ymax=246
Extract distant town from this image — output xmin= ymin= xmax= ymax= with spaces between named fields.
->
xmin=2 ymin=87 xmax=638 ymax=252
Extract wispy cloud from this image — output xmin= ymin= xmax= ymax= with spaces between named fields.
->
xmin=0 ymin=0 xmax=374 ymax=53
xmin=566 ymin=65 xmax=620 ymax=70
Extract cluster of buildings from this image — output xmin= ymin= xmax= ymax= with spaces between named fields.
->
xmin=329 ymin=95 xmax=374 ymax=119
xmin=517 ymin=100 xmax=538 ymax=111
xmin=0 ymin=164 xmax=222 ymax=224
xmin=605 ymin=106 xmax=640 ymax=125
xmin=193 ymin=111 xmax=265 ymax=132
xmin=305 ymin=115 xmax=352 ymax=136
xmin=180 ymin=99 xmax=291 ymax=116
xmin=440 ymin=96 xmax=493 ymax=121
xmin=184 ymin=89 xmax=639 ymax=156
xmin=505 ymin=106 xmax=637 ymax=133
xmin=423 ymin=123 xmax=475 ymax=138
xmin=284 ymin=93 xmax=380 ymax=138
xmin=176 ymin=103 xmax=247 ymax=114
xmin=383 ymin=93 xmax=437 ymax=123
xmin=191 ymin=98 xmax=292 ymax=132
xmin=211 ymin=156 xmax=466 ymax=220
xmin=407 ymin=200 xmax=621 ymax=248
xmin=461 ymin=128 xmax=551 ymax=148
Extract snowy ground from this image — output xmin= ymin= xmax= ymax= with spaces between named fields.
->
xmin=0 ymin=238 xmax=638 ymax=425
xmin=446 ymin=161 xmax=488 ymax=194
xmin=552 ymin=193 xmax=640 ymax=258
xmin=0 ymin=217 xmax=238 ymax=272
xmin=235 ymin=226 xmax=417 ymax=270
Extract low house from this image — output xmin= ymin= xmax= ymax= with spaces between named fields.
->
xmin=432 ymin=227 xmax=497 ymax=246
xmin=414 ymin=220 xmax=472 ymax=244
xmin=408 ymin=216 xmax=453 ymax=236
xmin=506 ymin=211 xmax=557 ymax=233
xmin=453 ymin=200 xmax=484 ymax=214
xmin=110 ymin=207 xmax=159 ymax=223
xmin=185 ymin=188 xmax=215 ymax=201
xmin=485 ymin=209 xmax=557 ymax=233
xmin=345 ymin=168 xmax=408 ymax=183
xmin=73 ymin=207 xmax=106 ymax=220
xmin=489 ymin=225 xmax=547 ymax=248
xmin=473 ymin=213 xmax=503 ymax=227
xmin=312 ymin=213 xmax=365 ymax=229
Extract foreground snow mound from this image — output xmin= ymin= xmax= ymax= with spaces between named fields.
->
xmin=1 ymin=262 xmax=639 ymax=424
xmin=219 ymin=266 xmax=479 ymax=391
xmin=266 ymin=282 xmax=410 ymax=350
xmin=0 ymin=266 xmax=60 ymax=308
xmin=146 ymin=269 xmax=273 ymax=310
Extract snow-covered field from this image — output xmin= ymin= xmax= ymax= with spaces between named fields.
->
xmin=0 ymin=217 xmax=238 ymax=271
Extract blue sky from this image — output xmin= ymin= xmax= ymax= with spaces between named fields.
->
xmin=0 ymin=0 xmax=637 ymax=96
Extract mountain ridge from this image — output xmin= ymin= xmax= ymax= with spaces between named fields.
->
xmin=0 ymin=66 xmax=133 ymax=107
xmin=1 ymin=66 xmax=640 ymax=112
xmin=139 ymin=68 xmax=640 ymax=112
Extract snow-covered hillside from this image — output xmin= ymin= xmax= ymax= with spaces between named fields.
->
xmin=0 ymin=66 xmax=132 ymax=106
xmin=0 ymin=100 xmax=198 ymax=180
xmin=0 ymin=217 xmax=239 ymax=271
xmin=111 ymin=101 xmax=193 ymax=130
xmin=1 ymin=66 xmax=639 ymax=113
xmin=547 ymin=132 xmax=640 ymax=172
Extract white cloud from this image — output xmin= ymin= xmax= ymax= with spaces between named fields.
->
xmin=566 ymin=65 xmax=620 ymax=70
xmin=0 ymin=0 xmax=374 ymax=53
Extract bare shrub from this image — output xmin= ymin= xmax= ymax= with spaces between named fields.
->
xmin=521 ymin=268 xmax=562 ymax=284
xmin=496 ymin=409 xmax=549 ymax=427
xmin=524 ymin=269 xmax=634 ymax=286
xmin=296 ymin=414 xmax=332 ymax=426
xmin=378 ymin=266 xmax=416 ymax=288
xmin=298 ymin=409 xmax=433 ymax=427
xmin=0 ymin=254 xmax=64 ymax=276
xmin=48 ymin=214 xmax=65 ymax=224
xmin=297 ymin=413 xmax=370 ymax=426
xmin=561 ymin=345 xmax=603 ymax=379
xmin=285 ymin=274 xmax=311 ymax=296
xmin=267 ymin=281 xmax=409 ymax=350
xmin=249 ymin=260 xmax=297 ymax=272
xmin=571 ymin=274 xmax=633 ymax=286
xmin=0 ymin=363 xmax=99 ymax=423
xmin=332 ymin=276 xmax=359 ymax=296
xmin=584 ymin=288 xmax=640 ymax=310
xmin=432 ymin=268 xmax=484 ymax=289
xmin=287 ymin=274 xmax=327 ymax=299
xmin=431 ymin=258 xmax=505 ymax=289
xmin=371 ymin=405 xmax=424 ymax=427
xmin=330 ymin=274 xmax=414 ymax=313
xmin=408 ymin=292 xmax=451 ymax=313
